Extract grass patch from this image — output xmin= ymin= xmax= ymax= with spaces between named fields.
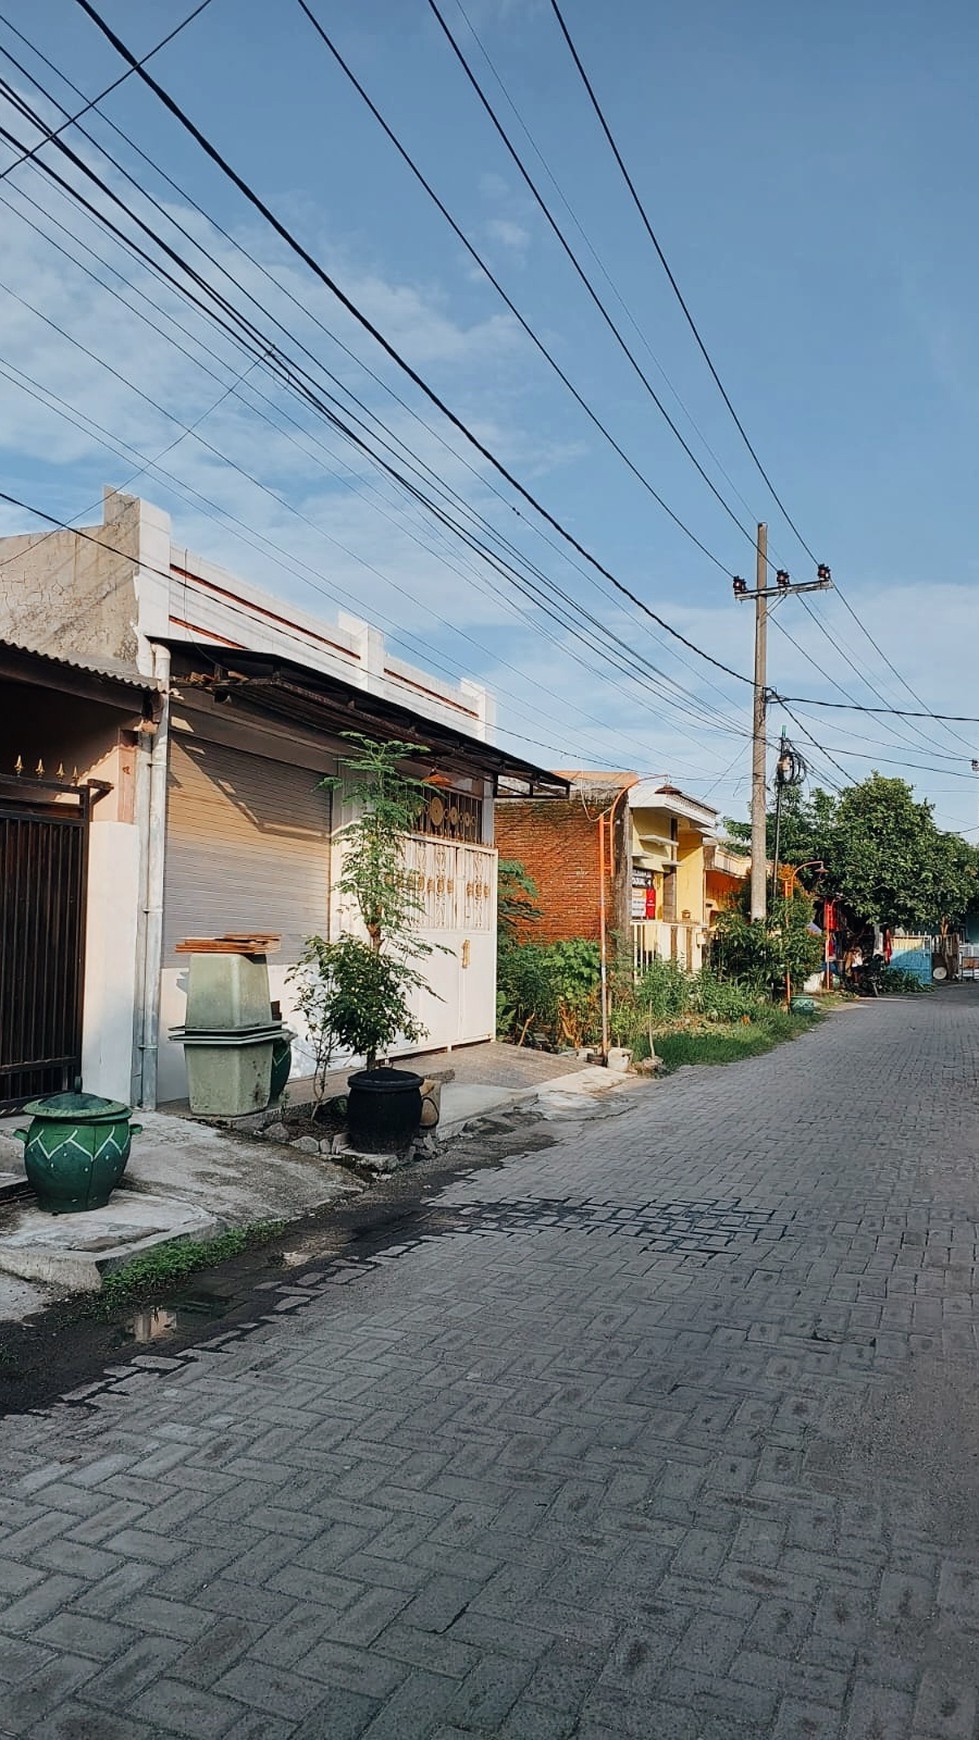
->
xmin=652 ymin=1009 xmax=819 ymax=1072
xmin=97 ymin=1220 xmax=285 ymax=1309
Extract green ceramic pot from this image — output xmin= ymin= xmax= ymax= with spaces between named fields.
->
xmin=12 ymin=1092 xmax=142 ymax=1215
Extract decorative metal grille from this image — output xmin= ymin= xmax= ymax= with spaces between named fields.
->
xmin=417 ymin=788 xmax=483 ymax=842
xmin=403 ymin=836 xmax=495 ymax=932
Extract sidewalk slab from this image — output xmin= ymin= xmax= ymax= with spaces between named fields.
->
xmin=437 ymin=1063 xmax=637 ymax=1138
xmin=0 ymin=1193 xmax=220 ymax=1292
xmin=0 ymin=1109 xmax=364 ymax=1300
xmin=122 ymin=1111 xmax=364 ymax=1221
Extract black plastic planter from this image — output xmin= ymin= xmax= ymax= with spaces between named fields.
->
xmin=346 ymin=1068 xmax=423 ymax=1153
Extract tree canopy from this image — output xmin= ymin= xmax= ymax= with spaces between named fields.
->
xmin=726 ymin=773 xmax=979 ymax=933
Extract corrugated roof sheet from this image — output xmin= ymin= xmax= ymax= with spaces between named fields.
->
xmin=0 ymin=637 xmax=158 ymax=691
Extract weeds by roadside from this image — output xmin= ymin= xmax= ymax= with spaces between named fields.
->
xmin=95 ymin=1220 xmax=285 ymax=1311
xmin=652 ymin=1008 xmax=821 ymax=1071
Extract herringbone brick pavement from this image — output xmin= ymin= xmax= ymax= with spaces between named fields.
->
xmin=3 ymin=992 xmax=979 ymax=1737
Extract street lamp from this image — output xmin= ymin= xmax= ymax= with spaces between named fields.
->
xmin=782 ymin=859 xmax=826 ymax=898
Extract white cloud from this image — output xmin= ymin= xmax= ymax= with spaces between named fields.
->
xmin=486 ymin=217 xmax=531 ymax=253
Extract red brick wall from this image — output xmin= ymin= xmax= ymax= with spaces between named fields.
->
xmin=496 ymin=797 xmax=630 ymax=944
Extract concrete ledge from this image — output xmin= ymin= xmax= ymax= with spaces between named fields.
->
xmin=0 ymin=1193 xmax=221 ymax=1293
xmin=437 ymin=1064 xmax=635 ymax=1139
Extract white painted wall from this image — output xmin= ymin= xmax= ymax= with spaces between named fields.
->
xmin=81 ymin=820 xmax=141 ymax=1103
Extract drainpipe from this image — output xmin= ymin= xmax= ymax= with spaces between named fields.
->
xmin=137 ymin=643 xmax=170 ymax=1108
xmin=130 ymin=730 xmax=151 ymax=1106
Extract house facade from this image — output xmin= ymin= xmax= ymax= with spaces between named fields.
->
xmin=629 ymin=782 xmax=720 ymax=974
xmin=495 ymin=772 xmax=720 ymax=975
xmin=0 ymin=488 xmax=562 ymax=1110
xmin=705 ymin=841 xmax=751 ymax=928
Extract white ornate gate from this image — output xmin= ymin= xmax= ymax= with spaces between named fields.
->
xmin=402 ymin=836 xmax=497 ymax=1048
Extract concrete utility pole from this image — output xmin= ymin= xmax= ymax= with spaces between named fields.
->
xmin=733 ymin=534 xmax=833 ymax=924
xmin=750 ymin=524 xmax=769 ymax=922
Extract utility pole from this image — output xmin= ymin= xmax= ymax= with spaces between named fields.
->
xmin=750 ymin=523 xmax=769 ymax=922
xmin=733 ymin=537 xmax=833 ymax=924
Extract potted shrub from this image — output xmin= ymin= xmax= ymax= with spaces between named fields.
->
xmin=290 ymin=735 xmax=439 ymax=1152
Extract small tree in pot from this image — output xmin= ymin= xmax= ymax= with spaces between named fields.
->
xmin=291 ymin=734 xmax=440 ymax=1149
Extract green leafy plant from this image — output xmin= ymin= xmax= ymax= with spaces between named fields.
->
xmin=496 ymin=941 xmax=558 ymax=1046
xmin=497 ymin=859 xmax=542 ymax=944
xmin=290 ymin=736 xmax=442 ymax=1089
xmin=875 ymin=965 xmax=929 ymax=994
xmin=97 ymin=1222 xmax=285 ymax=1308
xmin=495 ymin=937 xmax=601 ymax=1049
xmin=692 ymin=972 xmax=766 ymax=1023
xmin=709 ymin=890 xmax=822 ymax=995
xmin=635 ymin=958 xmax=691 ymax=1020
xmin=547 ymin=938 xmax=601 ymax=1047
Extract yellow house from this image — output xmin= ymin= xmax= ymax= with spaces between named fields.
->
xmin=629 ymin=781 xmax=719 ymax=973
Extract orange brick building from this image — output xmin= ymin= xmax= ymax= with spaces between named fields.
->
xmin=495 ymin=772 xmax=634 ymax=945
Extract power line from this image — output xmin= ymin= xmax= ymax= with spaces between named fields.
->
xmin=423 ymin=0 xmax=761 ymax=557
xmin=68 ymin=0 xmax=756 ymax=689
xmin=781 ymin=708 xmax=970 ymax=766
xmin=423 ymin=1 xmax=972 ymax=776
xmin=780 ymin=696 xmax=979 ymax=725
xmin=769 ymin=604 xmax=962 ymax=767
xmin=547 ymin=0 xmax=816 ymax=566
xmin=0 ymin=212 xmax=749 ymax=755
xmin=46 ymin=8 xmax=971 ymax=806
xmin=545 ymin=1 xmax=975 ymax=760
xmin=1 ymin=12 xmax=758 ymax=730
xmin=773 ymin=701 xmax=850 ymax=792
xmin=795 ymin=592 xmax=967 ymax=763
xmin=831 ymin=581 xmax=977 ymax=754
xmin=0 ymin=315 xmax=743 ymax=755
xmin=0 ymin=481 xmax=744 ymax=775
xmin=0 ymin=0 xmax=213 ymax=181
xmin=294 ymin=0 xmax=733 ymax=573
xmin=452 ymin=0 xmax=760 ymax=528
xmin=0 ymin=65 xmax=751 ymax=741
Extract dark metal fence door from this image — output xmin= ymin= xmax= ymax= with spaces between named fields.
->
xmin=0 ymin=778 xmax=90 ymax=1111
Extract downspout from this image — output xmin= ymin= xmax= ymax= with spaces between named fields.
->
xmin=130 ymin=729 xmax=151 ymax=1106
xmin=138 ymin=642 xmax=170 ymax=1108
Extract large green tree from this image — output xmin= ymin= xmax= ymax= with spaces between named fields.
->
xmin=726 ymin=774 xmax=979 ymax=933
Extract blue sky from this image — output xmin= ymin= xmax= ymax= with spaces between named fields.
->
xmin=1 ymin=0 xmax=977 ymax=833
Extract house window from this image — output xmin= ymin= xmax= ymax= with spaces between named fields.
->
xmin=662 ymin=867 xmax=677 ymax=922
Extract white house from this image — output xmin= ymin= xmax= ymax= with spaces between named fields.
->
xmin=0 ymin=488 xmax=564 ymax=1110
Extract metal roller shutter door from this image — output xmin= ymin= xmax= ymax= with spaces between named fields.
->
xmin=163 ymin=737 xmax=331 ymax=965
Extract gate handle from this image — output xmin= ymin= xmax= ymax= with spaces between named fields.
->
xmin=11 ymin=1129 xmax=27 ymax=1143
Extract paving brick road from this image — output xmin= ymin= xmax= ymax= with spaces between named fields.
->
xmin=3 ymin=992 xmax=979 ymax=1739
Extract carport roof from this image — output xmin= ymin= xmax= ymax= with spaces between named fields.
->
xmin=0 ymin=637 xmax=159 ymax=706
xmin=165 ymin=641 xmax=569 ymax=798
